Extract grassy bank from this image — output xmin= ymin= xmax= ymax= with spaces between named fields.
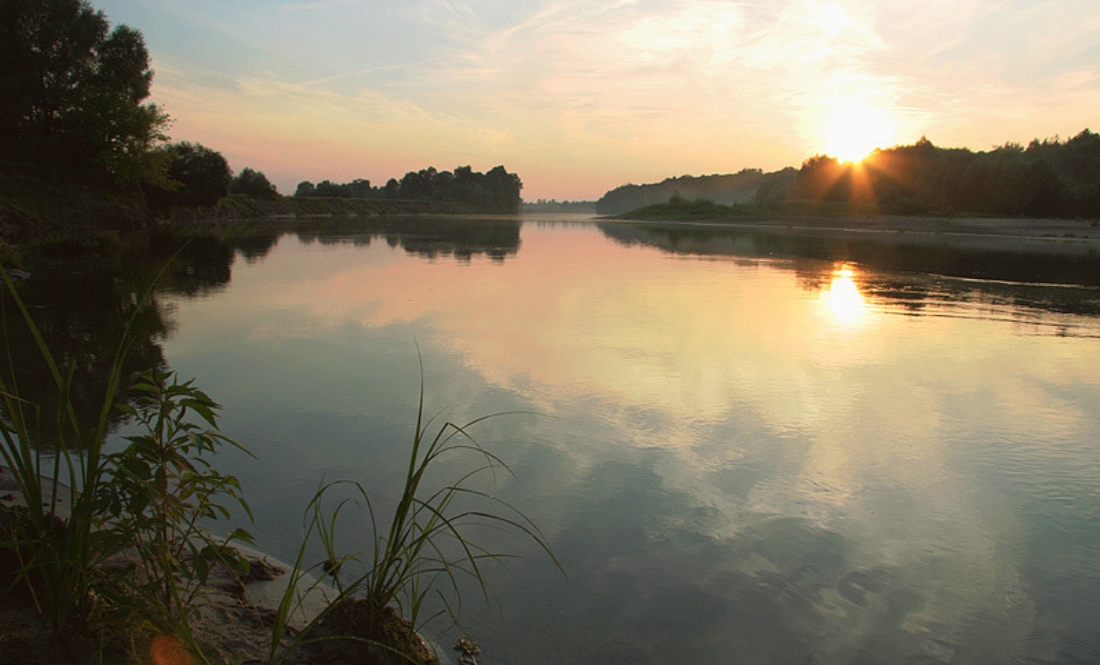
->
xmin=0 ymin=255 xmax=558 ymax=663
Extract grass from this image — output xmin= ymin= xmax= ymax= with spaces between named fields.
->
xmin=0 ymin=260 xmax=256 ymax=662
xmin=1 ymin=260 xmax=560 ymax=664
xmin=0 ymin=263 xmax=137 ymax=637
xmin=262 ymin=355 xmax=561 ymax=665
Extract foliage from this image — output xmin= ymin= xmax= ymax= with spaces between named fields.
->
xmin=521 ymin=199 xmax=597 ymax=213
xmin=600 ymin=128 xmax=1100 ymax=220
xmin=1 ymin=250 xmax=556 ymax=664
xmin=264 ymin=368 xmax=560 ymax=665
xmin=295 ymin=166 xmax=524 ymax=214
xmin=753 ymin=167 xmax=799 ymax=208
xmin=230 ymin=167 xmax=279 ymax=199
xmin=596 ymin=168 xmax=764 ymax=215
xmin=0 ymin=261 xmax=140 ymax=634
xmin=94 ymin=369 xmax=254 ymax=644
xmin=618 ymin=196 xmax=742 ymax=220
xmin=0 ymin=258 xmax=251 ymax=663
xmin=794 ymin=129 xmax=1100 ymax=218
xmin=0 ymin=0 xmax=170 ymax=183
xmin=145 ymin=142 xmax=232 ymax=210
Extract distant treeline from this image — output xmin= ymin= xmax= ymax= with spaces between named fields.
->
xmin=521 ymin=199 xmax=597 ymax=213
xmin=600 ymin=130 xmax=1100 ymax=220
xmin=797 ymin=131 xmax=1100 ymax=218
xmin=293 ymin=165 xmax=523 ymax=214
xmin=595 ymin=169 xmax=765 ymax=214
xmin=0 ymin=1 xmax=528 ymax=237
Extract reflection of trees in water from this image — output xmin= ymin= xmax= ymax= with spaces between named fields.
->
xmin=598 ymin=222 xmax=1100 ymax=322
xmin=145 ymin=231 xmax=235 ymax=297
xmin=1 ymin=264 xmax=171 ymax=447
xmin=2 ymin=217 xmax=522 ymax=444
xmin=1 ymin=229 xmax=253 ymax=446
xmin=295 ymin=217 xmax=521 ymax=263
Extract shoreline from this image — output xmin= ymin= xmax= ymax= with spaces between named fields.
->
xmin=1 ymin=466 xmax=455 ymax=664
xmin=599 ymin=214 xmax=1100 ymax=257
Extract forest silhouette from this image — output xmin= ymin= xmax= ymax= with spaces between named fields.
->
xmin=598 ymin=131 xmax=1100 ymax=219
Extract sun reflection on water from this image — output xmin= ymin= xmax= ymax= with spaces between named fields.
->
xmin=825 ymin=264 xmax=867 ymax=326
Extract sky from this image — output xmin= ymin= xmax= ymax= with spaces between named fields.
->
xmin=93 ymin=0 xmax=1100 ymax=201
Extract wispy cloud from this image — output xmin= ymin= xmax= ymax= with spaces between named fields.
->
xmin=100 ymin=0 xmax=1100 ymax=197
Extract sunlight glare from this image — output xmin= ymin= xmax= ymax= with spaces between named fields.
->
xmin=823 ymin=101 xmax=895 ymax=163
xmin=826 ymin=265 xmax=866 ymax=325
xmin=814 ymin=2 xmax=853 ymax=35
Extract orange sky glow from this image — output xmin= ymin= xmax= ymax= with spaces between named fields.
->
xmin=94 ymin=0 xmax=1100 ymax=200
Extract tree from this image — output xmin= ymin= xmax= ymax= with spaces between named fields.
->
xmin=797 ymin=155 xmax=848 ymax=201
xmin=145 ymin=142 xmax=231 ymax=209
xmin=347 ymin=178 xmax=372 ymax=198
xmin=0 ymin=0 xmax=169 ymax=181
xmin=314 ymin=179 xmax=350 ymax=197
xmin=231 ymin=167 xmax=279 ymax=199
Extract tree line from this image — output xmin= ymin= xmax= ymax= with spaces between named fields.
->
xmin=596 ymin=169 xmax=765 ymax=215
xmin=293 ymin=164 xmax=523 ymax=214
xmin=601 ymin=131 xmax=1100 ymax=220
xmin=795 ymin=131 xmax=1100 ymax=218
xmin=1 ymin=0 xmax=522 ymax=222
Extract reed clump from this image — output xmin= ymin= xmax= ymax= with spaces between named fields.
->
xmin=1 ymin=264 xmax=559 ymax=664
xmin=259 ymin=364 xmax=560 ymax=665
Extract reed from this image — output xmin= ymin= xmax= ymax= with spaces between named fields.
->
xmin=0 ymin=265 xmax=138 ymax=634
xmin=263 ymin=359 xmax=561 ymax=665
xmin=2 ymin=262 xmax=559 ymax=664
xmin=1 ymin=262 xmax=251 ymax=663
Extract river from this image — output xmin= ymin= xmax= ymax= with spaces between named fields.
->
xmin=21 ymin=213 xmax=1100 ymax=663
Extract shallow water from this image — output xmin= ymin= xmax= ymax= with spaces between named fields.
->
xmin=116 ymin=215 xmax=1100 ymax=663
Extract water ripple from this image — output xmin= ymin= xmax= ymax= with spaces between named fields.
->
xmin=997 ymin=632 xmax=1100 ymax=664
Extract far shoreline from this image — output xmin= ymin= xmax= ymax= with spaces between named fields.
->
xmin=597 ymin=213 xmax=1100 ymax=257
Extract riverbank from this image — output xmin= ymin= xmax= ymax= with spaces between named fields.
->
xmin=0 ymin=465 xmax=319 ymax=664
xmin=0 ymin=167 xmax=516 ymax=264
xmin=603 ymin=213 xmax=1100 ymax=256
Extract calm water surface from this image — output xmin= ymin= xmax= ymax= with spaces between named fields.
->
xmin=151 ymin=214 xmax=1100 ymax=664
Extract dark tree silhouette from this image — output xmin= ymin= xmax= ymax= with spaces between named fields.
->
xmin=145 ymin=142 xmax=231 ymax=209
xmin=231 ymin=167 xmax=279 ymax=199
xmin=789 ymin=129 xmax=1100 ymax=218
xmin=293 ymin=166 xmax=523 ymax=213
xmin=0 ymin=0 xmax=168 ymax=182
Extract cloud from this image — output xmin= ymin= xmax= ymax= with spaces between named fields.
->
xmin=114 ymin=0 xmax=1100 ymax=197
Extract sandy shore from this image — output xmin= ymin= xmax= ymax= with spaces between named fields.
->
xmin=1 ymin=466 xmax=328 ymax=664
xmin=1 ymin=464 xmax=458 ymax=664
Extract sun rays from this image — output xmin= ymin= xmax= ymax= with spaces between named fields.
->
xmin=822 ymin=99 xmax=898 ymax=164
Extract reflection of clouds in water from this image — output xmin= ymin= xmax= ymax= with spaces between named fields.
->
xmin=487 ymin=448 xmax=1036 ymax=664
xmin=174 ymin=224 xmax=1100 ymax=663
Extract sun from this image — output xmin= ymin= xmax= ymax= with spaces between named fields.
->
xmin=823 ymin=101 xmax=896 ymax=163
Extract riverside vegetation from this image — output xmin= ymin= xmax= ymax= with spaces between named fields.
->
xmin=0 ymin=0 xmax=523 ymax=259
xmin=597 ymin=130 xmax=1100 ymax=219
xmin=0 ymin=262 xmax=559 ymax=664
